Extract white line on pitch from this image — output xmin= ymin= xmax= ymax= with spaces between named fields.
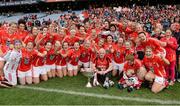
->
xmin=17 ymin=85 xmax=180 ymax=105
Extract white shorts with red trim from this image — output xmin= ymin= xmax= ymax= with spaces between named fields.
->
xmin=32 ymin=66 xmax=47 ymax=78
xmin=154 ymin=76 xmax=165 ymax=85
xmin=78 ymin=61 xmax=90 ymax=68
xmin=56 ymin=64 xmax=67 ymax=70
xmin=45 ymin=64 xmax=56 ymax=72
xmin=112 ymin=61 xmax=124 ymax=72
xmin=17 ymin=69 xmax=32 ymax=78
xmin=67 ymin=63 xmax=78 ymax=71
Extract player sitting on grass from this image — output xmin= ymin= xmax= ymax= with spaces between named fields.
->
xmin=117 ymin=54 xmax=142 ymax=92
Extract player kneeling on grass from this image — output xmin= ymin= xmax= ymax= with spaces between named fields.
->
xmin=3 ymin=40 xmax=22 ymax=86
xmin=78 ymin=40 xmax=92 ymax=70
xmin=32 ymin=44 xmax=47 ymax=84
xmin=67 ymin=42 xmax=81 ymax=77
xmin=142 ymin=47 xmax=170 ymax=93
xmin=117 ymin=54 xmax=142 ymax=92
xmin=45 ymin=42 xmax=57 ymax=79
xmin=56 ymin=42 xmax=69 ymax=78
xmin=92 ymin=48 xmax=114 ymax=89
xmin=112 ymin=38 xmax=126 ymax=77
xmin=17 ymin=41 xmax=36 ymax=85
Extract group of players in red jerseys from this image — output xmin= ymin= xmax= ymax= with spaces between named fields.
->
xmin=0 ymin=7 xmax=179 ymax=93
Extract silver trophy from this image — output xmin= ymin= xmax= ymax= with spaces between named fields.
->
xmin=82 ymin=68 xmax=94 ymax=88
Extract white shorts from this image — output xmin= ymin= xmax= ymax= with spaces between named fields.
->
xmin=45 ymin=64 xmax=56 ymax=72
xmin=68 ymin=63 xmax=78 ymax=71
xmin=18 ymin=69 xmax=32 ymax=78
xmin=155 ymin=76 xmax=165 ymax=85
xmin=78 ymin=61 xmax=90 ymax=68
xmin=32 ymin=66 xmax=47 ymax=78
xmin=113 ymin=61 xmax=124 ymax=72
xmin=0 ymin=57 xmax=5 ymax=61
xmin=56 ymin=65 xmax=67 ymax=70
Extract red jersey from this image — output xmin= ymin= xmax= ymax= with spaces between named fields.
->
xmin=118 ymin=23 xmax=123 ymax=33
xmin=125 ymin=27 xmax=133 ymax=35
xmin=104 ymin=42 xmax=115 ymax=58
xmin=23 ymin=35 xmax=36 ymax=44
xmin=69 ymin=49 xmax=81 ymax=66
xmin=124 ymin=59 xmax=142 ymax=72
xmin=79 ymin=46 xmax=92 ymax=63
xmin=63 ymin=36 xmax=80 ymax=47
xmin=32 ymin=47 xmax=46 ymax=67
xmin=36 ymin=33 xmax=49 ymax=45
xmin=141 ymin=38 xmax=164 ymax=54
xmin=46 ymin=48 xmax=56 ymax=65
xmin=160 ymin=37 xmax=178 ymax=62
xmin=93 ymin=55 xmax=111 ymax=71
xmin=0 ymin=30 xmax=20 ymax=46
xmin=91 ymin=44 xmax=104 ymax=61
xmin=49 ymin=33 xmax=58 ymax=45
xmin=87 ymin=35 xmax=99 ymax=44
xmin=59 ymin=49 xmax=72 ymax=66
xmin=124 ymin=48 xmax=135 ymax=57
xmin=76 ymin=33 xmax=89 ymax=44
xmin=142 ymin=55 xmax=166 ymax=77
xmin=16 ymin=29 xmax=28 ymax=41
xmin=0 ymin=45 xmax=9 ymax=55
xmin=18 ymin=48 xmax=36 ymax=72
xmin=76 ymin=32 xmax=89 ymax=38
xmin=113 ymin=45 xmax=126 ymax=64
xmin=55 ymin=34 xmax=65 ymax=43
xmin=129 ymin=31 xmax=138 ymax=45
xmin=55 ymin=54 xmax=62 ymax=65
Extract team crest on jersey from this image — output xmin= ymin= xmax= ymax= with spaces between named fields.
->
xmin=24 ymin=58 xmax=30 ymax=65
xmin=82 ymin=53 xmax=86 ymax=58
xmin=106 ymin=50 xmax=110 ymax=53
xmin=75 ymin=57 xmax=79 ymax=62
xmin=50 ymin=55 xmax=55 ymax=60
xmin=116 ymin=52 xmax=120 ymax=57
xmin=6 ymin=40 xmax=11 ymax=46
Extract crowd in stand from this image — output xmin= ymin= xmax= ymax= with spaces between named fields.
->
xmin=0 ymin=4 xmax=179 ymax=93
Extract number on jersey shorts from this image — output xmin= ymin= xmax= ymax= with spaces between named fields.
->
xmin=67 ymin=63 xmax=78 ymax=71
xmin=45 ymin=64 xmax=56 ymax=73
xmin=78 ymin=61 xmax=90 ymax=68
xmin=155 ymin=76 xmax=165 ymax=85
xmin=112 ymin=60 xmax=125 ymax=73
xmin=32 ymin=66 xmax=47 ymax=77
xmin=17 ymin=69 xmax=32 ymax=78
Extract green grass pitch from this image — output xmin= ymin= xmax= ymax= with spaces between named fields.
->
xmin=0 ymin=73 xmax=180 ymax=105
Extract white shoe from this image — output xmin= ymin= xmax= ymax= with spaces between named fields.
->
xmin=103 ymin=80 xmax=110 ymax=89
xmin=108 ymin=80 xmax=114 ymax=87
